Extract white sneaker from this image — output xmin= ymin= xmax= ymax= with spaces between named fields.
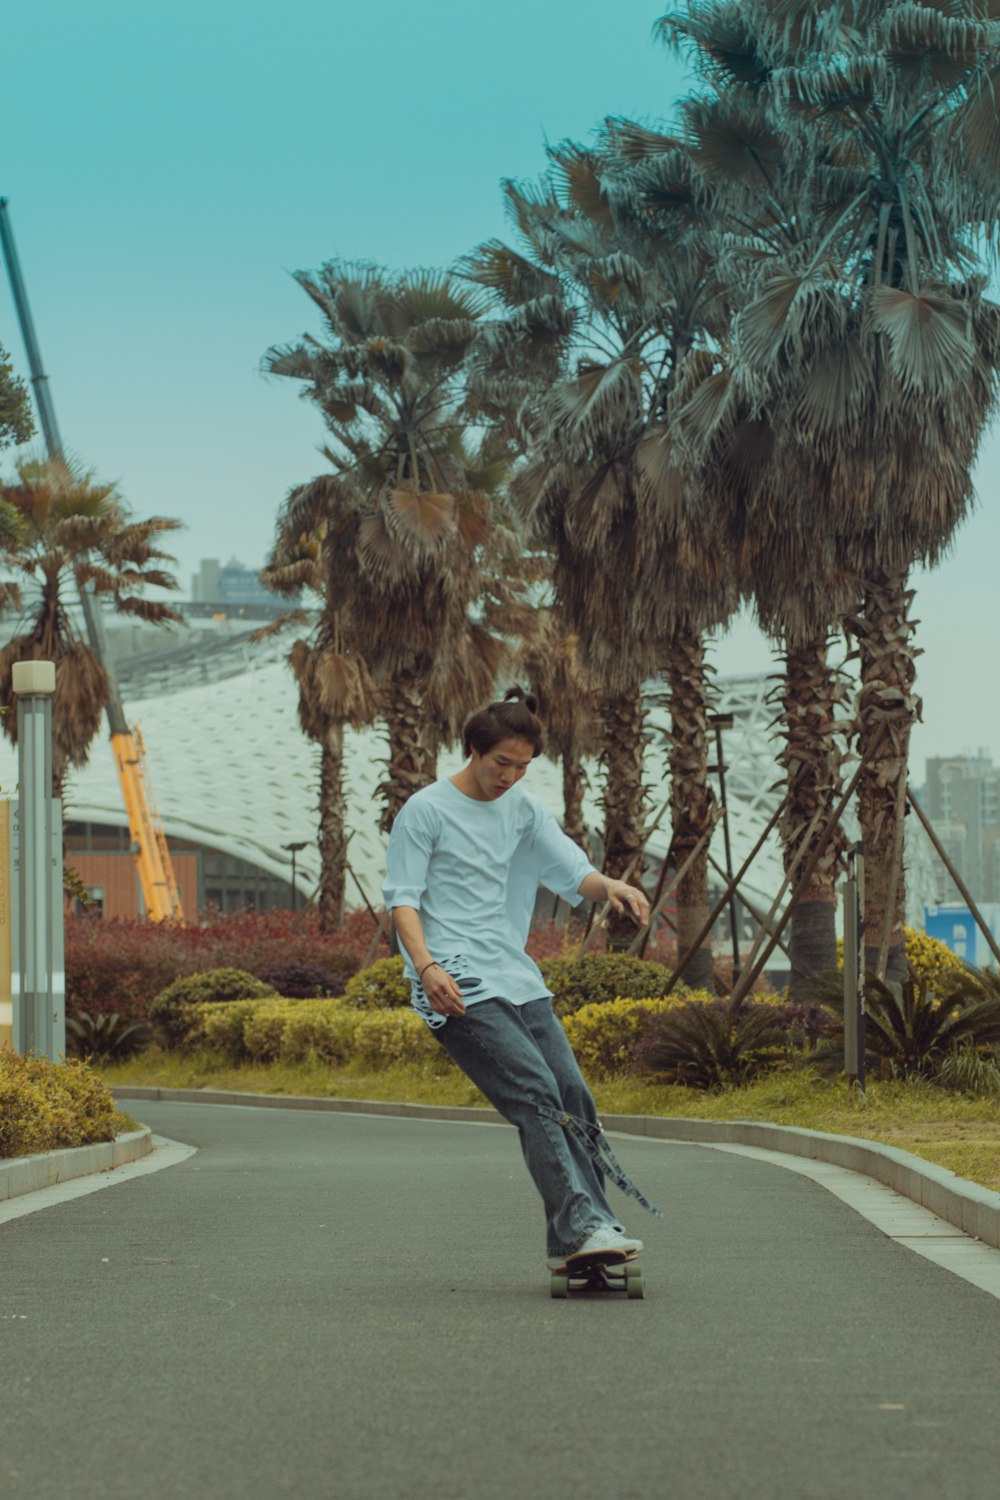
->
xmin=547 ymin=1225 xmax=643 ymax=1270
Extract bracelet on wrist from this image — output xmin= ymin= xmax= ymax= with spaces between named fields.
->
xmin=418 ymin=960 xmax=440 ymax=980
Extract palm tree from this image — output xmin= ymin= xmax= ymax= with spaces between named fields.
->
xmin=261 ymin=476 xmax=379 ymax=931
xmin=0 ymin=456 xmax=181 ymax=799
xmin=658 ymin=0 xmax=1000 ymax=980
xmin=264 ymin=262 xmax=526 ymax=832
xmin=465 ymin=145 xmax=737 ymax=964
xmin=519 ymin=606 xmax=602 ymax=849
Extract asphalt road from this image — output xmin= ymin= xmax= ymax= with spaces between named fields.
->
xmin=2 ymin=1101 xmax=1000 ymax=1500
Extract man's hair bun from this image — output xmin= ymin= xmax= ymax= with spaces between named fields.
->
xmin=504 ymin=685 xmax=538 ymax=714
xmin=463 ymin=686 xmax=544 ymax=759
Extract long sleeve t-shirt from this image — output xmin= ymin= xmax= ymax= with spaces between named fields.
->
xmin=382 ymin=778 xmax=595 ymax=1027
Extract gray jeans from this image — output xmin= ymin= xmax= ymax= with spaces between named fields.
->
xmin=433 ymin=996 xmax=654 ymax=1258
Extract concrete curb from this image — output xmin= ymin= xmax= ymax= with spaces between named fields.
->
xmin=0 ymin=1128 xmax=153 ymax=1204
xmin=111 ymin=1085 xmax=1000 ymax=1251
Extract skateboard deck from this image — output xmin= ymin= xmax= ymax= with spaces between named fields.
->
xmin=550 ymin=1249 xmax=644 ymax=1299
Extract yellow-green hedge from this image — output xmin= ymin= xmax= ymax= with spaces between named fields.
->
xmin=0 ymin=1050 xmax=117 ymax=1158
xmin=186 ymin=996 xmax=450 ymax=1071
xmin=186 ymin=990 xmax=783 ymax=1081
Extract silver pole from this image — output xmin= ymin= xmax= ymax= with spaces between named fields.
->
xmin=12 ymin=660 xmax=64 ymax=1061
xmin=843 ymin=841 xmax=865 ymax=1092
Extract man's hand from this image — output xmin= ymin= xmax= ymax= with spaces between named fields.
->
xmin=604 ymin=878 xmax=650 ymax=926
xmin=422 ymin=963 xmax=466 ymax=1017
xmin=579 ymin=871 xmax=650 ymax=926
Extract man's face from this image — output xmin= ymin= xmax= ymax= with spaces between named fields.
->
xmin=469 ymin=737 xmax=535 ymax=800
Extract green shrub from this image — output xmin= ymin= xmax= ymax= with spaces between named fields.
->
xmin=187 ymin=1001 xmax=265 ymax=1064
xmin=242 ymin=1001 xmax=298 ymax=1063
xmin=149 ymin=969 xmax=278 ymax=1048
xmin=562 ymin=998 xmax=680 ymax=1076
xmin=0 ymin=1051 xmax=117 ymax=1157
xmin=539 ymin=954 xmax=676 ymax=1016
xmin=185 ymin=992 xmax=448 ymax=1072
xmin=278 ymin=1000 xmax=363 ymax=1065
xmin=350 ymin=1009 xmax=443 ymax=1067
xmin=904 ymin=928 xmax=976 ymax=993
xmin=343 ymin=957 xmax=411 ymax=1009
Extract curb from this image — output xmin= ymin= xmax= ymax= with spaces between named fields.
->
xmin=0 ymin=1128 xmax=154 ymax=1204
xmin=112 ymin=1086 xmax=1000 ymax=1251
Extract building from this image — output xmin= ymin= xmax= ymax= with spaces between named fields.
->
xmin=919 ymin=753 xmax=1000 ymax=904
xmin=190 ymin=557 xmax=285 ymax=614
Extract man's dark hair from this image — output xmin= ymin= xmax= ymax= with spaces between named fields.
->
xmin=463 ymin=686 xmax=544 ymax=759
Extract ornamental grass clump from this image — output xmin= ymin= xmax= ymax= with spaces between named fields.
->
xmin=812 ymin=970 xmax=1000 ymax=1082
xmin=0 ymin=1051 xmax=116 ymax=1158
xmin=66 ymin=1011 xmax=151 ymax=1063
xmin=632 ymin=995 xmax=800 ymax=1091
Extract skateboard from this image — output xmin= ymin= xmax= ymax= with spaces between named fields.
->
xmin=549 ymin=1249 xmax=645 ymax=1299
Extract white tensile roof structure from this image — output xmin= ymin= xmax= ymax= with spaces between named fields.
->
xmin=0 ymin=626 xmax=936 ymax=924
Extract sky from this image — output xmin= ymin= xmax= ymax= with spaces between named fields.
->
xmin=2 ymin=0 xmax=998 ymax=778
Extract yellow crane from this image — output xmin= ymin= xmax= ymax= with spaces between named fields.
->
xmin=0 ymin=197 xmax=184 ymax=922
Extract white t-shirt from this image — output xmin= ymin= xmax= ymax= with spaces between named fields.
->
xmin=383 ymin=778 xmax=595 ymax=1027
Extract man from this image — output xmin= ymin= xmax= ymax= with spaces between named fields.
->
xmin=384 ymin=687 xmax=660 ymax=1268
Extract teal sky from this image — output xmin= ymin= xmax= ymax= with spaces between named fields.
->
xmin=2 ymin=0 xmax=998 ymax=773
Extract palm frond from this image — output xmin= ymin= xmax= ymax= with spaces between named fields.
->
xmin=869 ymin=284 xmax=972 ymax=393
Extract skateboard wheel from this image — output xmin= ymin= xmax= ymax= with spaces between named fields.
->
xmin=626 ymin=1273 xmax=645 ymax=1299
xmin=550 ymin=1274 xmax=569 ymax=1299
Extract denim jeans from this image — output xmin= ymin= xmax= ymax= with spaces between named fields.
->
xmin=432 ymin=995 xmax=627 ymax=1258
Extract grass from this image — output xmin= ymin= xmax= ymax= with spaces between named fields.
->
xmin=97 ymin=1050 xmax=1000 ymax=1194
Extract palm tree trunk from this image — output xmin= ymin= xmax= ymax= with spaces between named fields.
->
xmin=846 ymin=567 xmax=920 ymax=981
xmin=598 ymin=684 xmax=648 ymax=950
xmin=377 ymin=669 xmax=434 ymax=834
xmin=779 ymin=636 xmax=849 ymax=998
xmin=562 ymin=746 xmax=588 ymax=849
xmin=317 ymin=722 xmax=348 ymax=934
xmin=668 ymin=627 xmax=716 ymax=990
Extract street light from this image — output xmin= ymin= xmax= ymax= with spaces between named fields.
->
xmin=281 ymin=842 xmax=308 ymax=911
xmin=708 ymin=712 xmax=741 ymax=986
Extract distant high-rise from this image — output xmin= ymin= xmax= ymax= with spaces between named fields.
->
xmin=190 ymin=557 xmax=277 ymax=610
xmin=920 ymin=753 xmax=1000 ymax=903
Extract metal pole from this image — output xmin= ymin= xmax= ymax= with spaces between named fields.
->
xmin=843 ymin=842 xmax=866 ymax=1092
xmin=282 ymin=841 xmax=307 ymax=912
xmin=709 ymin=713 xmax=740 ymax=982
xmin=0 ymin=199 xmax=64 ymax=461
xmin=12 ymin=660 xmax=64 ymax=1061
